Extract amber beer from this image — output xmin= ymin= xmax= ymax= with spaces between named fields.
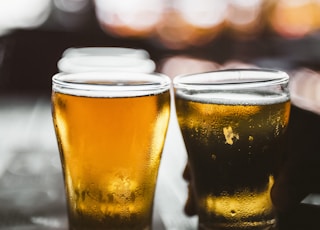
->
xmin=52 ymin=72 xmax=171 ymax=230
xmin=174 ymin=69 xmax=290 ymax=229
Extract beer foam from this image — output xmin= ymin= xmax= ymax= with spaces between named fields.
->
xmin=176 ymin=91 xmax=289 ymax=105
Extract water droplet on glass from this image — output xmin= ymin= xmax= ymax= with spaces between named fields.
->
xmin=231 ymin=210 xmax=236 ymax=216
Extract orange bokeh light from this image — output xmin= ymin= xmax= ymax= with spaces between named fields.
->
xmin=269 ymin=0 xmax=320 ymax=38
xmin=155 ymin=9 xmax=225 ymax=50
xmin=94 ymin=0 xmax=164 ymax=38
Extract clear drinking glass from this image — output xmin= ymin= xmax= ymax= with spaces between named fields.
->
xmin=51 ymin=71 xmax=171 ymax=230
xmin=57 ymin=55 xmax=156 ymax=74
xmin=61 ymin=47 xmax=150 ymax=59
xmin=174 ymin=69 xmax=291 ymax=229
xmin=57 ymin=46 xmax=155 ymax=74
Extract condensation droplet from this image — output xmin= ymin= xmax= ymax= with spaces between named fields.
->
xmin=230 ymin=210 xmax=236 ymax=216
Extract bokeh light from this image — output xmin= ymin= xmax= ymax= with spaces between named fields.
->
xmin=175 ymin=0 xmax=227 ymax=29
xmin=159 ymin=55 xmax=220 ymax=78
xmin=0 ymin=0 xmax=51 ymax=36
xmin=269 ymin=0 xmax=320 ymax=38
xmin=154 ymin=0 xmax=226 ymax=49
xmin=226 ymin=0 xmax=264 ymax=38
xmin=290 ymin=68 xmax=320 ymax=114
xmin=94 ymin=0 xmax=164 ymax=37
xmin=93 ymin=0 xmax=320 ymax=48
xmin=159 ymin=55 xmax=259 ymax=80
xmin=1 ymin=1 xmax=320 ymax=48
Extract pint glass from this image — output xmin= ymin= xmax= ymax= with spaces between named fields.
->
xmin=57 ymin=46 xmax=155 ymax=74
xmin=57 ymin=55 xmax=156 ymax=74
xmin=52 ymin=72 xmax=171 ymax=230
xmin=174 ymin=69 xmax=290 ymax=229
xmin=61 ymin=47 xmax=150 ymax=59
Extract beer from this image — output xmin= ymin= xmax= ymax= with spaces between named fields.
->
xmin=175 ymin=90 xmax=290 ymax=229
xmin=52 ymin=73 xmax=171 ymax=230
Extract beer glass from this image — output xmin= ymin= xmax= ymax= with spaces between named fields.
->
xmin=174 ymin=69 xmax=290 ymax=229
xmin=51 ymin=71 xmax=171 ymax=230
xmin=61 ymin=47 xmax=150 ymax=59
xmin=57 ymin=55 xmax=156 ymax=74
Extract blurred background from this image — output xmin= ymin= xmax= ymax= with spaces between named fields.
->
xmin=1 ymin=0 xmax=320 ymax=229
xmin=1 ymin=0 xmax=320 ymax=95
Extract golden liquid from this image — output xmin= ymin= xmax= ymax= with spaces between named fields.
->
xmin=175 ymin=93 xmax=290 ymax=229
xmin=52 ymin=90 xmax=170 ymax=230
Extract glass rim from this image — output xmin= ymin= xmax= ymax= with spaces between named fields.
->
xmin=173 ymin=68 xmax=289 ymax=90
xmin=52 ymin=71 xmax=171 ymax=97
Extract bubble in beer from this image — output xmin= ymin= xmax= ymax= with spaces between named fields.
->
xmin=211 ymin=153 xmax=217 ymax=160
xmin=230 ymin=210 xmax=236 ymax=217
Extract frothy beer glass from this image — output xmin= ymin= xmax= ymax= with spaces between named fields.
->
xmin=52 ymin=72 xmax=171 ymax=230
xmin=174 ymin=69 xmax=290 ymax=229
xmin=57 ymin=46 xmax=155 ymax=74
